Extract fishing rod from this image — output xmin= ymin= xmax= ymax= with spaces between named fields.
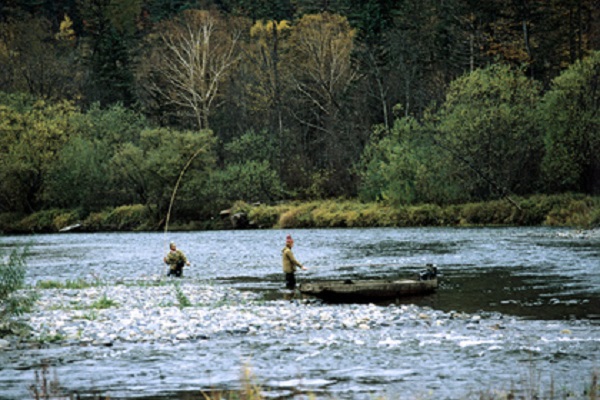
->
xmin=162 ymin=147 xmax=205 ymax=277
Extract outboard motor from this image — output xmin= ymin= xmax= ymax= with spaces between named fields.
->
xmin=419 ymin=264 xmax=438 ymax=281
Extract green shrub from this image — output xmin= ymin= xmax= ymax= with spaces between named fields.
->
xmin=52 ymin=211 xmax=80 ymax=231
xmin=590 ymin=206 xmax=600 ymax=228
xmin=104 ymin=204 xmax=150 ymax=231
xmin=0 ymin=248 xmax=38 ymax=336
xmin=460 ymin=202 xmax=503 ymax=225
xmin=82 ymin=210 xmax=110 ymax=231
xmin=14 ymin=209 xmax=64 ymax=233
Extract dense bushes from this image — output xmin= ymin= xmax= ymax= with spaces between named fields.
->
xmin=358 ymin=56 xmax=600 ymax=205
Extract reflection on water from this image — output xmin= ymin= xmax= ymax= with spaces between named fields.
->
xmin=1 ymin=227 xmax=599 ymax=399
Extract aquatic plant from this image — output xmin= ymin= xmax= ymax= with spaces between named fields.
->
xmin=80 ymin=310 xmax=98 ymax=321
xmin=36 ymin=332 xmax=66 ymax=343
xmin=90 ymin=295 xmax=118 ymax=309
xmin=174 ymin=284 xmax=192 ymax=309
xmin=35 ymin=278 xmax=94 ymax=290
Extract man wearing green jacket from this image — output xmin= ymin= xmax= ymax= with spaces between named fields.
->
xmin=164 ymin=242 xmax=190 ymax=277
xmin=282 ymin=234 xmax=307 ymax=289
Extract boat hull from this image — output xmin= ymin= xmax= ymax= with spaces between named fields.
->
xmin=299 ymin=278 xmax=438 ymax=303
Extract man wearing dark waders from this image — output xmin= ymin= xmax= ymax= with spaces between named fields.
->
xmin=282 ymin=234 xmax=307 ymax=290
xmin=164 ymin=242 xmax=190 ymax=277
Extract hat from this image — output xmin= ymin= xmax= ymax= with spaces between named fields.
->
xmin=285 ymin=234 xmax=293 ymax=243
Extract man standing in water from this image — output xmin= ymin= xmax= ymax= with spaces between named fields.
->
xmin=164 ymin=242 xmax=190 ymax=277
xmin=282 ymin=234 xmax=307 ymax=289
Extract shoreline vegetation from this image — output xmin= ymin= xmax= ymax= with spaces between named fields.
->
xmin=1 ymin=193 xmax=598 ymax=235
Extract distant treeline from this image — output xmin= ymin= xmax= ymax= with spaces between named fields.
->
xmin=0 ymin=1 xmax=598 ymax=227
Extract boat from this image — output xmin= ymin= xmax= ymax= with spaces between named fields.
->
xmin=298 ymin=266 xmax=439 ymax=303
xmin=59 ymin=223 xmax=81 ymax=232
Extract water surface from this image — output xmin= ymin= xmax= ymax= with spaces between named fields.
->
xmin=1 ymin=227 xmax=599 ymax=399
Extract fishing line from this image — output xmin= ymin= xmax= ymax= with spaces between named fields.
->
xmin=162 ymin=147 xmax=205 ymax=277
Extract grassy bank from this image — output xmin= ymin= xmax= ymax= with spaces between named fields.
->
xmin=1 ymin=194 xmax=598 ymax=234
xmin=242 ymin=193 xmax=600 ymax=230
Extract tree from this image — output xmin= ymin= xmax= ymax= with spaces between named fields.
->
xmin=44 ymin=102 xmax=148 ymax=211
xmin=0 ymin=94 xmax=78 ymax=212
xmin=284 ymin=12 xmax=358 ymax=195
xmin=109 ymin=127 xmax=216 ymax=220
xmin=77 ymin=0 xmax=141 ymax=106
xmin=433 ymin=64 xmax=543 ymax=200
xmin=210 ymin=130 xmax=285 ymax=205
xmin=358 ymin=116 xmax=463 ymax=205
xmin=242 ymin=19 xmax=292 ymax=168
xmin=45 ymin=136 xmax=112 ymax=211
xmin=143 ymin=9 xmax=244 ymax=130
xmin=345 ymin=0 xmax=397 ymax=129
xmin=0 ymin=16 xmax=82 ymax=100
xmin=540 ymin=51 xmax=600 ymax=194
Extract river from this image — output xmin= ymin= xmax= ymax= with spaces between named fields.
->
xmin=0 ymin=227 xmax=599 ymax=399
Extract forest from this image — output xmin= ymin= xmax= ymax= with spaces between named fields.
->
xmin=0 ymin=0 xmax=599 ymax=230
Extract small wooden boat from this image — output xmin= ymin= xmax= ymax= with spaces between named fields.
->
xmin=299 ymin=266 xmax=439 ymax=303
xmin=59 ymin=223 xmax=81 ymax=232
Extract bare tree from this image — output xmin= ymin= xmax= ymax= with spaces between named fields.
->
xmin=284 ymin=12 xmax=358 ymax=190
xmin=148 ymin=9 xmax=243 ymax=130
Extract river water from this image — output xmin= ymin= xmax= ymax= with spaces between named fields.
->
xmin=1 ymin=227 xmax=599 ymax=399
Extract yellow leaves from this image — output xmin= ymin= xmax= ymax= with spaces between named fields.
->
xmin=56 ymin=14 xmax=76 ymax=42
xmin=0 ymin=99 xmax=79 ymax=172
xmin=286 ymin=12 xmax=357 ymax=99
xmin=250 ymin=20 xmax=291 ymax=39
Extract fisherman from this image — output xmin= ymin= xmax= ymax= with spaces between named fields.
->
xmin=164 ymin=241 xmax=190 ymax=277
xmin=282 ymin=234 xmax=307 ymax=290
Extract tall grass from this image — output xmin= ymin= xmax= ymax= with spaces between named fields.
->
xmin=1 ymin=194 xmax=598 ymax=233
xmin=246 ymin=194 xmax=600 ymax=229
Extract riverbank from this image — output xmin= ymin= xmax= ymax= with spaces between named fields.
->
xmin=1 ymin=194 xmax=599 ymax=234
